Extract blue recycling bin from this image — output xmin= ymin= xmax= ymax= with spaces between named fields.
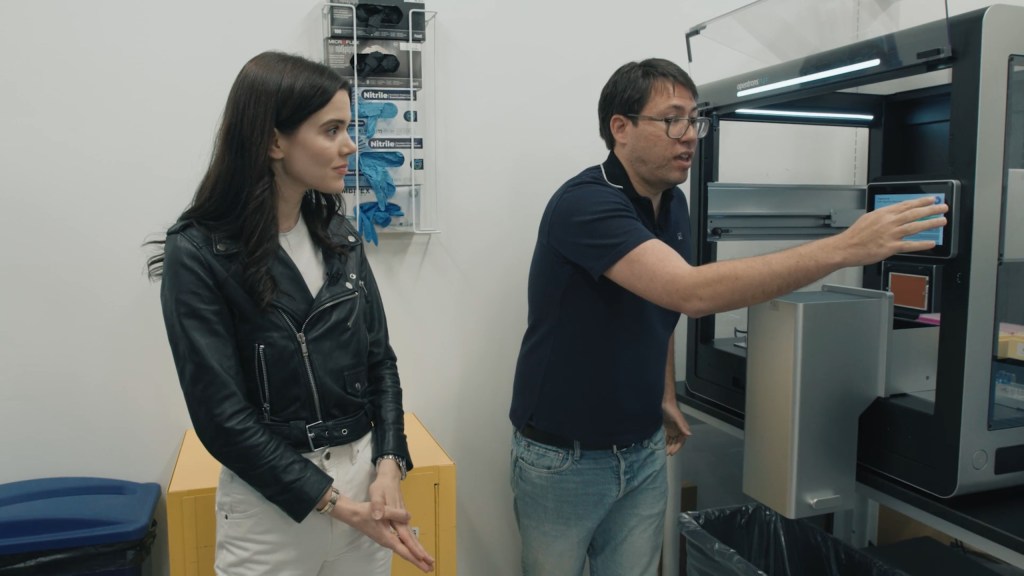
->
xmin=0 ymin=477 xmax=161 ymax=576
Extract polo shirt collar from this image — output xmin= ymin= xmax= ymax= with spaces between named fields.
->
xmin=600 ymin=151 xmax=674 ymax=214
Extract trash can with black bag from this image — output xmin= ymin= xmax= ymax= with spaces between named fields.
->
xmin=0 ymin=477 xmax=161 ymax=576
xmin=680 ymin=503 xmax=910 ymax=576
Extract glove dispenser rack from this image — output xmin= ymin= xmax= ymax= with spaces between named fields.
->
xmin=322 ymin=2 xmax=440 ymax=243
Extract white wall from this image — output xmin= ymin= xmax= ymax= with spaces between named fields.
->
xmin=0 ymin=1 xmax=1017 ymax=575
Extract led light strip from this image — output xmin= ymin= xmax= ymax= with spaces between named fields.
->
xmin=735 ymin=109 xmax=874 ymax=121
xmin=737 ymin=58 xmax=881 ymax=97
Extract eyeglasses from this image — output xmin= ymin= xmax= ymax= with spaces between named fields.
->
xmin=627 ymin=114 xmax=711 ymax=139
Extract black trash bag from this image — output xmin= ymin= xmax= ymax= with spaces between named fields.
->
xmin=680 ymin=504 xmax=910 ymax=576
xmin=0 ymin=520 xmax=156 ymax=576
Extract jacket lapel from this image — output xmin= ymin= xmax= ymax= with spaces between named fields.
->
xmin=313 ymin=218 xmax=362 ymax=307
xmin=210 ymin=219 xmax=360 ymax=324
xmin=270 ymin=249 xmax=315 ymax=322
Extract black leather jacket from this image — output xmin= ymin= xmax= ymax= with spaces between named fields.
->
xmin=160 ymin=216 xmax=411 ymax=522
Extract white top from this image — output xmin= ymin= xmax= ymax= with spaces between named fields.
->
xmin=278 ymin=213 xmax=325 ymax=298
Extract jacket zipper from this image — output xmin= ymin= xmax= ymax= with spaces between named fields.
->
xmin=256 ymin=344 xmax=270 ymax=421
xmin=276 ymin=291 xmax=359 ymax=422
xmin=348 ymin=281 xmax=365 ymax=328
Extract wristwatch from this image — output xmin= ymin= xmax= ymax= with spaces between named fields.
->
xmin=375 ymin=454 xmax=408 ymax=481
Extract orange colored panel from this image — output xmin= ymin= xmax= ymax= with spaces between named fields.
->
xmin=889 ymin=272 xmax=929 ymax=310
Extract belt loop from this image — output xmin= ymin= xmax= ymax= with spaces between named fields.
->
xmin=287 ymin=420 xmax=307 ymax=447
xmin=572 ymin=440 xmax=581 ymax=460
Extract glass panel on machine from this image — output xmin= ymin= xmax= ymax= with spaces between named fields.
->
xmin=686 ymin=0 xmax=950 ymax=86
xmin=694 ymin=66 xmax=954 ymax=412
xmin=991 ymin=55 xmax=1024 ymax=431
xmin=707 ymin=120 xmax=868 ymax=354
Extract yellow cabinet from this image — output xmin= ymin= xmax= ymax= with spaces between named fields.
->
xmin=394 ymin=414 xmax=457 ymax=576
xmin=166 ymin=413 xmax=456 ymax=576
xmin=166 ymin=429 xmax=219 ymax=576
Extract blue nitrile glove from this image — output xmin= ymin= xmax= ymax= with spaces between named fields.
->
xmin=348 ymin=100 xmax=398 ymax=148
xmin=357 ymin=205 xmax=379 ymax=246
xmin=357 ymin=201 xmax=405 ymax=245
xmin=348 ymin=151 xmax=405 ymax=209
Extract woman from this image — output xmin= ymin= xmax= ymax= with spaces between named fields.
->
xmin=148 ymin=51 xmax=434 ymax=575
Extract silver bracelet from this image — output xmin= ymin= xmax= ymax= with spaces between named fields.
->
xmin=375 ymin=454 xmax=408 ymax=481
xmin=317 ymin=486 xmax=339 ymax=515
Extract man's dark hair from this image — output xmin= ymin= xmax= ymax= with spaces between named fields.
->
xmin=598 ymin=58 xmax=698 ymax=150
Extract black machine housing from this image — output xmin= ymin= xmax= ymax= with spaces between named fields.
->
xmin=680 ymin=5 xmax=1024 ymax=498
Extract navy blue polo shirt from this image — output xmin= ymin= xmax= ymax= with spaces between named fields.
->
xmin=509 ymin=151 xmax=693 ymax=447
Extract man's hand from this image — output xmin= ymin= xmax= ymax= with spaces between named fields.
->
xmin=838 ymin=195 xmax=948 ymax=266
xmin=663 ymin=400 xmax=692 ymax=456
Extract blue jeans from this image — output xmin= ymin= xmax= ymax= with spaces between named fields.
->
xmin=510 ymin=427 xmax=667 ymax=576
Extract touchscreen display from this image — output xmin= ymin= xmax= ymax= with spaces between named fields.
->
xmin=867 ymin=180 xmax=958 ymax=259
xmin=872 ymin=192 xmax=946 ymax=245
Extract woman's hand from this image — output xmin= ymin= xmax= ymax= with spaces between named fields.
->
xmin=367 ymin=461 xmax=435 ymax=572
xmin=331 ymin=486 xmax=435 ymax=573
xmin=367 ymin=460 xmax=436 ymax=572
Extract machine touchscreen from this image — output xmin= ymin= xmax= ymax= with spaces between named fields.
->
xmin=866 ymin=180 xmax=959 ymax=259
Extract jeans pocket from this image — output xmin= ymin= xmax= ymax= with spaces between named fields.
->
xmin=644 ymin=427 xmax=667 ymax=452
xmin=216 ymin=469 xmax=266 ymax=520
xmin=514 ymin=432 xmax=573 ymax=474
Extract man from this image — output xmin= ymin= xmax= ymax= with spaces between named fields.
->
xmin=508 ymin=58 xmax=947 ymax=575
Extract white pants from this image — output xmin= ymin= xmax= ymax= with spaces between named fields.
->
xmin=214 ymin=432 xmax=391 ymax=576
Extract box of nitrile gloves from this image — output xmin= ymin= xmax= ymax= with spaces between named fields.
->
xmin=350 ymin=87 xmax=421 ymax=141
xmin=325 ymin=38 xmax=422 ymax=89
xmin=345 ymin=136 xmax=425 ymax=188
xmin=328 ymin=1 xmax=426 ymax=42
